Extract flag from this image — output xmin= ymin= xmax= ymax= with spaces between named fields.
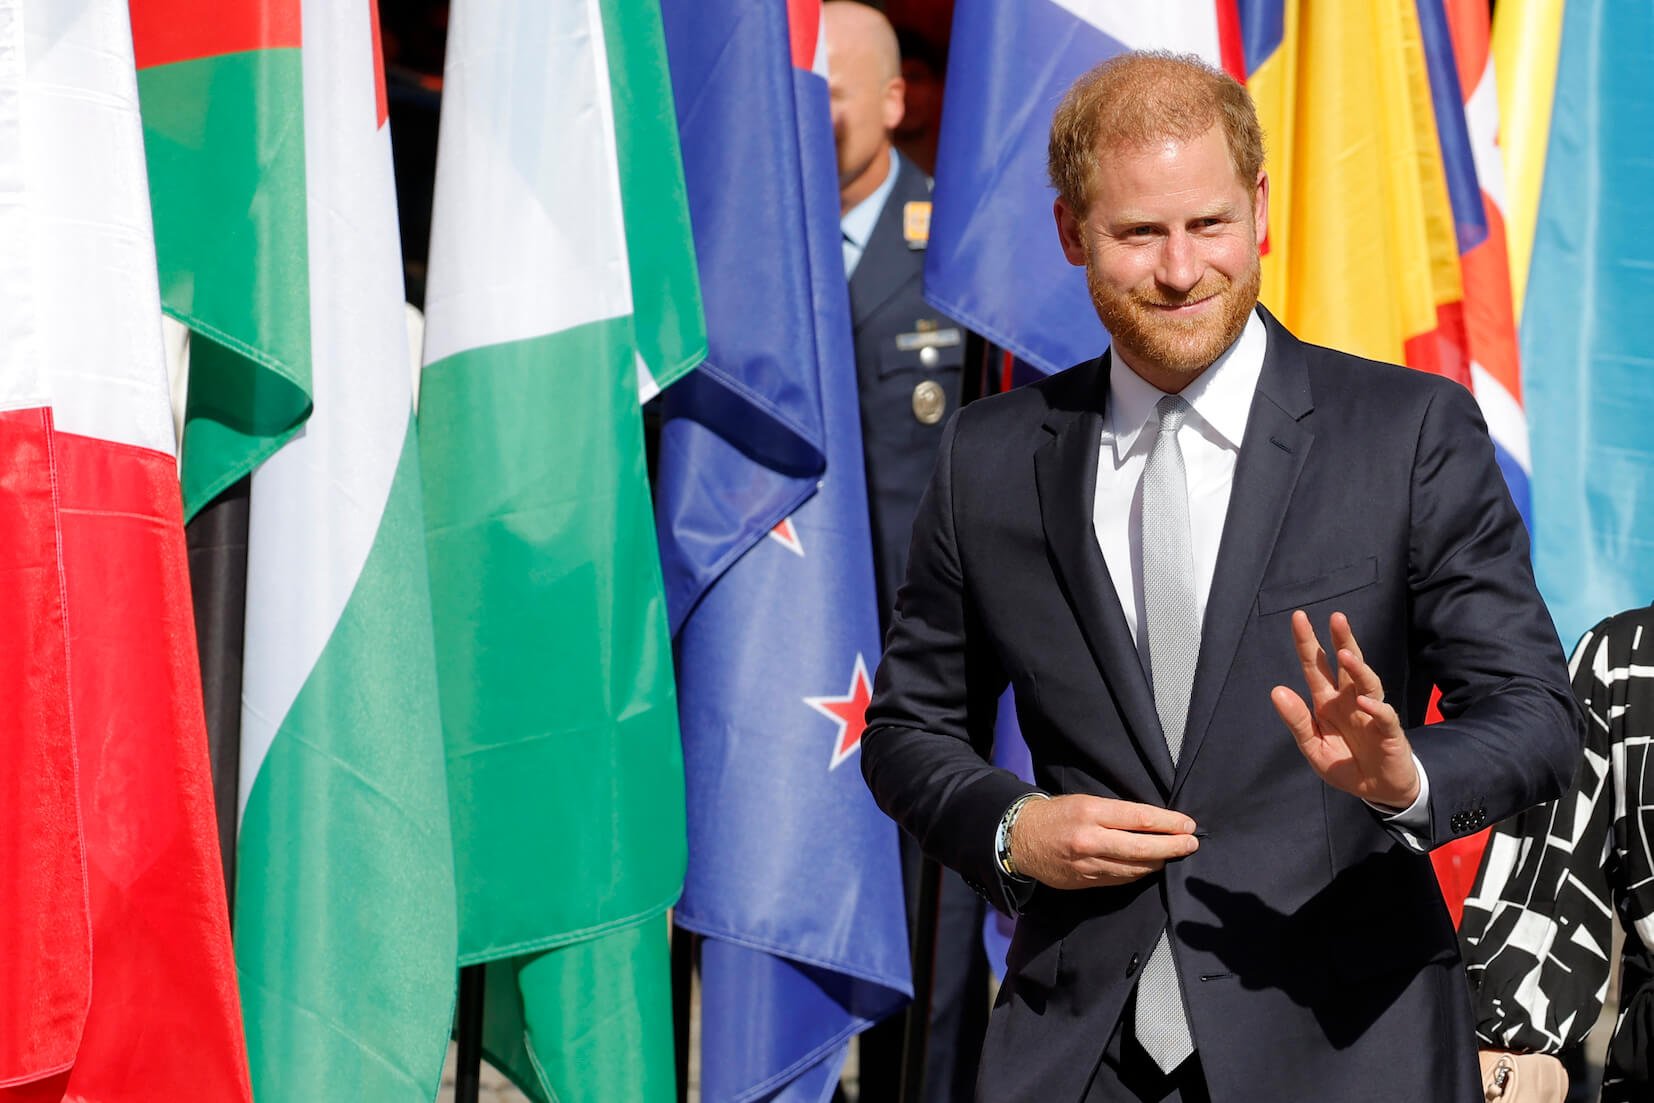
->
xmin=1490 ymin=0 xmax=1565 ymax=330
xmin=230 ymin=1 xmax=458 ymax=1098
xmin=0 ymin=5 xmax=89 ymax=1080
xmin=418 ymin=1 xmax=703 ymax=1099
xmin=657 ymin=2 xmax=911 ymax=1098
xmin=1244 ymin=0 xmax=1466 ymax=376
xmin=132 ymin=0 xmax=312 ymax=518
xmin=1439 ymin=0 xmax=1531 ymax=527
xmin=922 ymin=1 xmax=1243 ymax=376
xmin=1514 ymin=0 xmax=1654 ymax=651
xmin=0 ymin=1 xmax=250 ymax=1098
xmin=1419 ymin=0 xmax=1536 ymax=922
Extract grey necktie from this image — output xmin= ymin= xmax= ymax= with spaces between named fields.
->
xmin=1134 ymin=395 xmax=1198 ymax=1072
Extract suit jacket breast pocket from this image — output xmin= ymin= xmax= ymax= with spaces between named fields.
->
xmin=1256 ymin=556 xmax=1379 ymax=616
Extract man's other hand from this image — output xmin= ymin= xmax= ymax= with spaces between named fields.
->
xmin=1272 ymin=610 xmax=1421 ymax=810
xmin=1010 ymin=794 xmax=1199 ymax=889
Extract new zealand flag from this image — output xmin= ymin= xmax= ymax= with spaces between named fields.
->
xmin=656 ymin=1 xmax=912 ymax=1099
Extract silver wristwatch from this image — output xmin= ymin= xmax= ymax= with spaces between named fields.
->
xmin=994 ymin=792 xmax=1047 ymax=880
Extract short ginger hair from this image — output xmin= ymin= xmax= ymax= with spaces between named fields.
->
xmin=1048 ymin=51 xmax=1264 ymax=212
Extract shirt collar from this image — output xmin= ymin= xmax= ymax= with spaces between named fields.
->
xmin=841 ymin=153 xmax=900 ymax=254
xmin=1104 ymin=307 xmax=1268 ymax=463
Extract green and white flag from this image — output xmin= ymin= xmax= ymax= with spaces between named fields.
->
xmin=133 ymin=0 xmax=312 ymax=518
xmin=233 ymin=1 xmax=457 ymax=1099
xmin=418 ymin=0 xmax=705 ymax=1099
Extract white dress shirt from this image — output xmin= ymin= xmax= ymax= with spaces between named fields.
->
xmin=841 ymin=154 xmax=899 ymax=279
xmin=1091 ymin=310 xmax=1430 ymax=833
xmin=1095 ymin=312 xmax=1266 ymax=660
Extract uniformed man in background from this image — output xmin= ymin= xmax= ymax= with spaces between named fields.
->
xmin=824 ymin=4 xmax=984 ymax=1100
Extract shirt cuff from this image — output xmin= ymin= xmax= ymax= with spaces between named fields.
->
xmin=1364 ymin=753 xmax=1431 ymax=849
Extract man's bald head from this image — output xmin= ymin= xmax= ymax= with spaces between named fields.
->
xmin=825 ymin=1 xmax=901 ymax=82
xmin=825 ymin=1 xmax=906 ymax=211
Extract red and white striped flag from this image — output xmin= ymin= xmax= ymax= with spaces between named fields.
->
xmin=0 ymin=1 xmax=250 ymax=1099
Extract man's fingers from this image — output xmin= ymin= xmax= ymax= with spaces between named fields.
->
xmin=1271 ymin=684 xmax=1317 ymax=748
xmin=1078 ymin=857 xmax=1165 ymax=883
xmin=1355 ymin=693 xmax=1402 ymax=734
xmin=1044 ymin=857 xmax=1164 ymax=889
xmin=1336 ymin=647 xmax=1385 ymax=702
xmin=1275 ymin=684 xmax=1347 ymax=778
xmin=1077 ymin=826 xmax=1199 ymax=863
xmin=1289 ymin=610 xmax=1336 ymax=698
xmin=1329 ymin=612 xmax=1364 ymax=667
xmin=1087 ymin=797 xmax=1196 ymax=835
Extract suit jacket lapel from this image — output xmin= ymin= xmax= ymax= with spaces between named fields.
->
xmin=1172 ymin=310 xmax=1315 ymax=798
xmin=849 ymin=155 xmax=925 ymax=324
xmin=1034 ymin=361 xmax=1175 ymax=793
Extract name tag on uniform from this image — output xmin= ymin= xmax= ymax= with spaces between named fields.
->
xmin=895 ymin=326 xmax=961 ymax=352
xmin=903 ymin=201 xmax=931 ymax=249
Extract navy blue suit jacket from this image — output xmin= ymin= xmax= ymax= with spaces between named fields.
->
xmin=861 ymin=307 xmax=1583 ymax=1102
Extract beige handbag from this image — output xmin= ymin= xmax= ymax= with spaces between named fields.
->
xmin=1477 ymin=1051 xmax=1569 ymax=1102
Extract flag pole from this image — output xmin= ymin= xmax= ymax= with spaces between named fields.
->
xmin=186 ymin=475 xmax=252 ymax=913
xmin=454 ymin=965 xmax=485 ymax=1103
xmin=671 ymin=926 xmax=697 ymax=1098
xmin=898 ymin=856 xmax=942 ymax=1103
xmin=672 ymin=923 xmax=696 ymax=1103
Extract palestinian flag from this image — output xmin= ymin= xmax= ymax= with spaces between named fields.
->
xmin=418 ymin=0 xmax=705 ymax=1098
xmin=132 ymin=0 xmax=311 ymax=518
xmin=0 ymin=1 xmax=250 ymax=1099
xmin=230 ymin=0 xmax=459 ymax=1099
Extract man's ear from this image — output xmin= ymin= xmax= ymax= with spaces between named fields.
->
xmin=883 ymin=77 xmax=906 ymax=132
xmin=1053 ymin=196 xmax=1088 ymax=267
xmin=1252 ymin=170 xmax=1269 ymax=247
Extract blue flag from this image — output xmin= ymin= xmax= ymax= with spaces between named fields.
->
xmin=1521 ymin=0 xmax=1654 ymax=648
xmin=657 ymin=2 xmax=911 ymax=1099
xmin=924 ymin=2 xmax=1234 ymax=375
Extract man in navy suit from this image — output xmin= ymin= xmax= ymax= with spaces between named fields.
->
xmin=860 ymin=51 xmax=1582 ymax=1102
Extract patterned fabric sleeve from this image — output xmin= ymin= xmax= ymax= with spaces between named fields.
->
xmin=1458 ymin=618 xmax=1620 ymax=1053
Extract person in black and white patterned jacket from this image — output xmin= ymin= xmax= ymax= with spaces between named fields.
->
xmin=1461 ymin=604 xmax=1654 ymax=1101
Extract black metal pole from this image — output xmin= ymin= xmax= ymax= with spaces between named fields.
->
xmin=672 ymin=923 xmax=696 ymax=1103
xmin=898 ymin=855 xmax=943 ymax=1103
xmin=455 ymin=964 xmax=486 ymax=1103
xmin=186 ymin=476 xmax=251 ymax=916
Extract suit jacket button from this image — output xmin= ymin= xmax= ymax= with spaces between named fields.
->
xmin=1126 ymin=953 xmax=1140 ymax=978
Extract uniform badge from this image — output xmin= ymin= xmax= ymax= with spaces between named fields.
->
xmin=912 ymin=380 xmax=946 ymax=424
xmin=894 ymin=325 xmax=961 ymax=353
xmin=903 ymin=201 xmax=931 ymax=249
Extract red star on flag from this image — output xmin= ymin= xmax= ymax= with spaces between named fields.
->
xmin=805 ymin=653 xmax=872 ymax=770
xmin=768 ymin=517 xmax=804 ymax=557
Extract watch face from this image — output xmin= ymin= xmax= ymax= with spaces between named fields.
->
xmin=996 ymin=802 xmax=1022 ymax=875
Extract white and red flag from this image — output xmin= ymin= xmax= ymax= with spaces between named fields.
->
xmin=0 ymin=1 xmax=250 ymax=1099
